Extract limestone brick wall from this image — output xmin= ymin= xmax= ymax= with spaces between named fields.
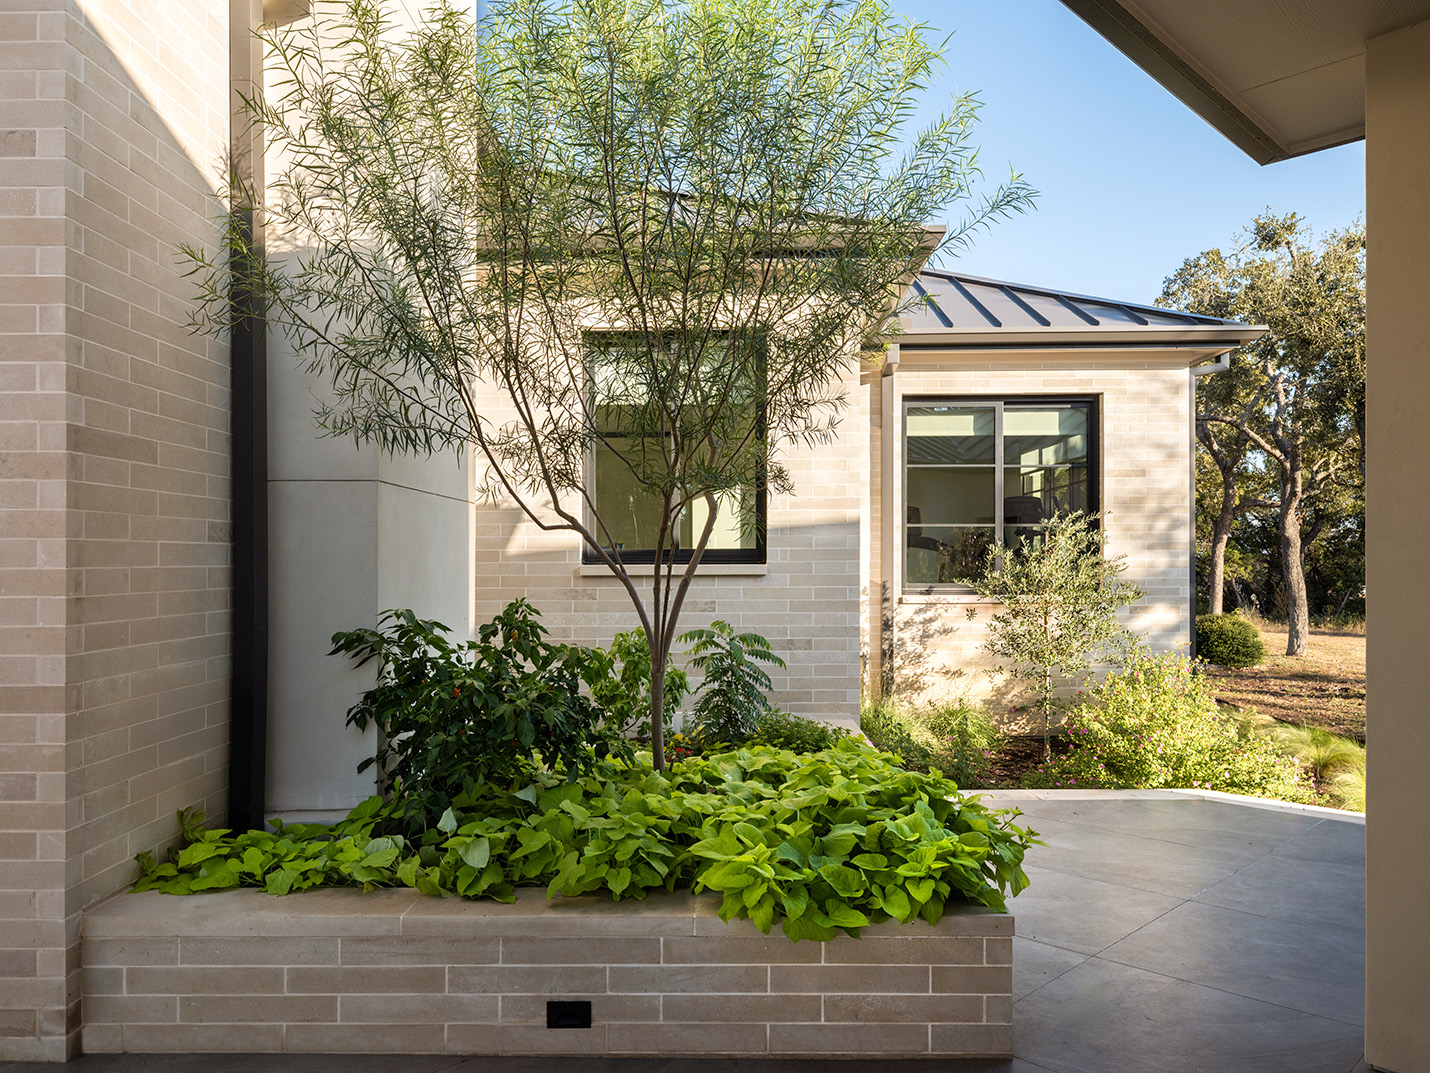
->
xmin=0 ymin=2 xmax=69 ymax=1057
xmin=882 ymin=357 xmax=1193 ymax=727
xmin=80 ymin=888 xmax=1013 ymax=1058
xmin=0 ymin=1 xmax=232 ymax=1058
xmin=473 ymin=359 xmax=867 ymax=726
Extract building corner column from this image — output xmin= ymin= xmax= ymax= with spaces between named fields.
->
xmin=1364 ymin=18 xmax=1430 ymax=1073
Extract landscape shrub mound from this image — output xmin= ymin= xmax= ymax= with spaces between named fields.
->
xmin=860 ymin=695 xmax=1001 ymax=788
xmin=747 ymin=709 xmax=853 ymax=753
xmin=1196 ymin=613 xmax=1266 ymax=668
xmin=1023 ymin=651 xmax=1310 ymax=800
xmin=133 ymin=743 xmax=1037 ymax=942
xmin=329 ymin=601 xmax=625 ymax=834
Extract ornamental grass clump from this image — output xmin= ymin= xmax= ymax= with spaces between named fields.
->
xmin=1022 ymin=651 xmax=1312 ymax=801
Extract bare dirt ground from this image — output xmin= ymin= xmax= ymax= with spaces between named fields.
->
xmin=1199 ymin=622 xmax=1366 ymax=741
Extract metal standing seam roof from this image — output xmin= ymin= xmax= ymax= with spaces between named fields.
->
xmin=900 ymin=269 xmax=1264 ymax=348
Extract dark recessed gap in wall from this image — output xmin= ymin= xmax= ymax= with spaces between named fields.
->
xmin=546 ymin=1001 xmax=593 ymax=1029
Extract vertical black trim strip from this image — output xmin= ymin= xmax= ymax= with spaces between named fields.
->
xmin=229 ymin=207 xmax=269 ymax=832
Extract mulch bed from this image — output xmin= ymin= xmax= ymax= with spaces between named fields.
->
xmin=981 ymin=734 xmax=1075 ymax=787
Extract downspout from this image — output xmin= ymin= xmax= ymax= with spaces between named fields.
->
xmin=877 ymin=348 xmax=899 ymax=697
xmin=1188 ymin=353 xmax=1230 ymax=658
xmin=228 ymin=0 xmax=269 ymax=831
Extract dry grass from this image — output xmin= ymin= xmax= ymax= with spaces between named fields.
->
xmin=1200 ymin=620 xmax=1366 ymax=742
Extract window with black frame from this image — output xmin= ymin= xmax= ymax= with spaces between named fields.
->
xmin=903 ymin=398 xmax=1095 ymax=587
xmin=584 ymin=335 xmax=765 ymax=564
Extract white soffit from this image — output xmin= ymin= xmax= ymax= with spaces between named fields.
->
xmin=1058 ymin=0 xmax=1430 ymax=162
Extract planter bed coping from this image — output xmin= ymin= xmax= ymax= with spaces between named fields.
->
xmin=85 ymin=886 xmax=1013 ymax=937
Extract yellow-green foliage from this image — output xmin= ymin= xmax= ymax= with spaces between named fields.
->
xmin=1023 ymin=652 xmax=1312 ymax=801
xmin=1263 ymin=721 xmax=1365 ymax=812
xmin=134 ymin=743 xmax=1038 ymax=942
xmin=860 ymin=695 xmax=1001 ymax=788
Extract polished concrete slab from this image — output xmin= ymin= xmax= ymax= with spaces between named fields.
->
xmin=1 ymin=790 xmax=1367 ymax=1073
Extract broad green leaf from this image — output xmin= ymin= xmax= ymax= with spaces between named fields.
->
xmin=817 ymin=863 xmax=864 ymax=898
xmin=457 ymin=837 xmax=491 ymax=870
xmin=823 ymin=903 xmax=869 ymax=929
xmin=880 ymin=884 xmax=912 ymax=920
xmin=176 ymin=843 xmax=221 ymax=869
xmin=749 ymin=895 xmax=776 ymax=934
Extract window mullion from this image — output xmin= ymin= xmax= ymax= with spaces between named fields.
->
xmin=994 ymin=402 xmax=1005 ymax=545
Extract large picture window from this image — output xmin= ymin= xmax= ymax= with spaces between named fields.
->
xmin=904 ymin=398 xmax=1096 ymax=587
xmin=584 ymin=336 xmax=765 ymax=564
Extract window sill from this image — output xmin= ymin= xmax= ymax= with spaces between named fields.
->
xmin=899 ymin=590 xmax=1000 ymax=605
xmin=579 ymin=562 xmax=768 ymax=578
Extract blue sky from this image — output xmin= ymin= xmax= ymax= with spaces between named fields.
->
xmin=897 ymin=0 xmax=1366 ymax=306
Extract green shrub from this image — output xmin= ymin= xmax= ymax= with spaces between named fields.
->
xmin=748 ymin=709 xmax=852 ymax=753
xmin=329 ymin=601 xmax=621 ymax=834
xmin=135 ymin=742 xmax=1039 ymax=941
xmin=860 ymin=695 xmax=1001 ymax=788
xmin=1195 ymin=612 xmax=1266 ymax=667
xmin=1022 ymin=651 xmax=1311 ymax=801
xmin=587 ymin=628 xmax=689 ymax=739
xmin=680 ymin=622 xmax=785 ymax=745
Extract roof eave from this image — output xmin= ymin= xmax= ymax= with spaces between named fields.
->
xmin=895 ymin=325 xmax=1267 ymax=349
xmin=1056 ymin=0 xmax=1295 ymax=164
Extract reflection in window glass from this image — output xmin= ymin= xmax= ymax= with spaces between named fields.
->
xmin=904 ymin=399 xmax=1095 ymax=587
xmin=587 ymin=336 xmax=763 ymax=562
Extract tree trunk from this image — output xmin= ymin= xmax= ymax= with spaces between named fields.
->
xmin=648 ymin=631 xmax=668 ymax=770
xmin=1206 ymin=482 xmax=1238 ymax=616
xmin=1278 ymin=474 xmax=1310 ymax=657
xmin=1197 ymin=423 xmax=1248 ymax=617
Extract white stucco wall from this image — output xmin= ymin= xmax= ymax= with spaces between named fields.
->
xmin=260 ymin=3 xmax=475 ymax=817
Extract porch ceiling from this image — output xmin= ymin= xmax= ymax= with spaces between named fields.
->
xmin=1057 ymin=0 xmax=1430 ymax=163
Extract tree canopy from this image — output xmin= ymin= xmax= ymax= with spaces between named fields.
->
xmin=189 ymin=0 xmax=1033 ymax=766
xmin=1160 ymin=212 xmax=1364 ymax=651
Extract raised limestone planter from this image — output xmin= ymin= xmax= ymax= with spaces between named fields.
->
xmin=80 ymin=887 xmax=1012 ymax=1057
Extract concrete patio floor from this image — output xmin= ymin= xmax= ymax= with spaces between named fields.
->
xmin=2 ymin=789 xmax=1367 ymax=1072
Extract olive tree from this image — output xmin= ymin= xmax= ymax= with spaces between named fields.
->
xmin=192 ymin=0 xmax=1032 ymax=767
xmin=972 ymin=512 xmax=1143 ymax=760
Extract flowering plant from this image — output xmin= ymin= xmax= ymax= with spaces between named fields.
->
xmin=1022 ymin=650 xmax=1312 ymax=801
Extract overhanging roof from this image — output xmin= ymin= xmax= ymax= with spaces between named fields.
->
xmin=1057 ymin=0 xmax=1430 ymax=163
xmin=896 ymin=270 xmax=1264 ymax=353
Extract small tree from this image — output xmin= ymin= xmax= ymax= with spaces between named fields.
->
xmin=971 ymin=512 xmax=1143 ymax=759
xmin=189 ymin=0 xmax=1032 ymax=768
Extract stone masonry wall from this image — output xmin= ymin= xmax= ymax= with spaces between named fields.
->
xmin=884 ymin=358 xmax=1193 ymax=727
xmin=80 ymin=888 xmax=1013 ymax=1058
xmin=472 ymin=358 xmax=867 ymax=727
xmin=0 ymin=1 xmax=231 ymax=1058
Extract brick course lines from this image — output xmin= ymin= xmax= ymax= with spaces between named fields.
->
xmin=0 ymin=0 xmax=231 ymax=1060
xmin=79 ymin=888 xmax=1014 ymax=1058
